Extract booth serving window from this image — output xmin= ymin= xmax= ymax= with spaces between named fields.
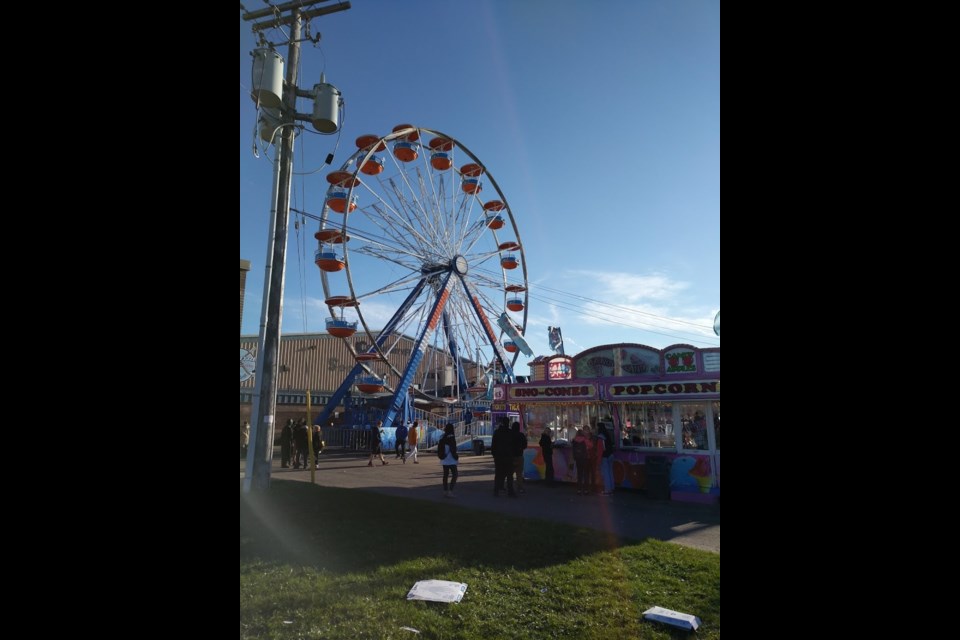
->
xmin=524 ymin=404 xmax=607 ymax=444
xmin=678 ymin=402 xmax=710 ymax=451
xmin=619 ymin=401 xmax=675 ymax=449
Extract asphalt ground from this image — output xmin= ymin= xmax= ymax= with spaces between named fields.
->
xmin=240 ymin=448 xmax=720 ymax=554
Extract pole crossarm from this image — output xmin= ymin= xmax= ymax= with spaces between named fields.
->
xmin=242 ymin=0 xmax=333 ymax=21
xmin=248 ymin=2 xmax=351 ymax=32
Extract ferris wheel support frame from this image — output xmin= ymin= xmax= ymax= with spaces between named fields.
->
xmin=458 ymin=274 xmax=516 ymax=381
xmin=311 ymin=279 xmax=430 ymax=428
xmin=380 ymin=272 xmax=456 ymax=431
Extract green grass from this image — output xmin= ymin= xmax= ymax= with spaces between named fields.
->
xmin=241 ymin=480 xmax=719 ymax=639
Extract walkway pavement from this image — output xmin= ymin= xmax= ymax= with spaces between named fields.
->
xmin=241 ymin=448 xmax=720 ymax=554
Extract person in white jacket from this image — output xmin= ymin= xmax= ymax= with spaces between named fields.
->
xmin=407 ymin=420 xmax=420 ymax=464
xmin=439 ymin=423 xmax=459 ymax=497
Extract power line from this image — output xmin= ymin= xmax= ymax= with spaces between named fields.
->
xmin=532 ymin=280 xmax=715 ymax=330
xmin=469 ymin=266 xmax=718 ymax=345
xmin=527 ymin=290 xmax=718 ymax=346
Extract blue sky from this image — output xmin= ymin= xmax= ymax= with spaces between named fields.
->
xmin=239 ymin=1 xmax=719 ymax=365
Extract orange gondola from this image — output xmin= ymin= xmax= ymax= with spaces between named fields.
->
xmin=428 ymin=137 xmax=454 ymax=151
xmin=486 ymin=215 xmax=505 ymax=230
xmin=356 ymin=375 xmax=386 ymax=394
xmin=325 ymin=295 xmax=359 ymax=307
xmin=460 ymin=163 xmax=483 ymax=177
xmin=505 ymin=284 xmax=526 ymax=293
xmin=430 ymin=151 xmax=452 ymax=171
xmin=501 ymin=254 xmax=519 ymax=269
xmin=504 ymin=341 xmax=519 ymax=353
xmin=355 ymin=134 xmax=386 ymax=151
xmin=393 ymin=140 xmax=418 ymax=162
xmin=325 ymin=170 xmax=360 ymax=187
xmin=358 ymin=154 xmax=385 ymax=175
xmin=326 ymin=188 xmax=357 ymax=213
xmin=483 ymin=200 xmax=505 ymax=211
xmin=507 ymin=298 xmax=524 ymax=312
xmin=498 ymin=241 xmax=521 ymax=252
xmin=326 ymin=318 xmax=358 ymax=338
xmin=314 ymin=229 xmax=349 ymax=243
xmin=314 ymin=250 xmax=345 ymax=272
xmin=462 ymin=178 xmax=482 ymax=194
xmin=392 ymin=124 xmax=420 ymax=141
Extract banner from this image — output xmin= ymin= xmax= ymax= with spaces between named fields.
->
xmin=548 ymin=326 xmax=564 ymax=355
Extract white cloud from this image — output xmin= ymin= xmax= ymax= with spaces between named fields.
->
xmin=571 ymin=270 xmax=689 ymax=303
xmin=531 ymin=270 xmax=717 ymax=349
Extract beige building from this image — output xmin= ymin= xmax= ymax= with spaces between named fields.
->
xmin=240 ymin=333 xmax=489 ymax=428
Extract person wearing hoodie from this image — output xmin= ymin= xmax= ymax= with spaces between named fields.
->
xmin=491 ymin=417 xmax=516 ymax=497
xmin=438 ymin=423 xmax=459 ymax=497
xmin=539 ymin=427 xmax=555 ymax=485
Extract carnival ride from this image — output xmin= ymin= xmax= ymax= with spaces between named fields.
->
xmin=312 ymin=126 xmax=531 ymax=430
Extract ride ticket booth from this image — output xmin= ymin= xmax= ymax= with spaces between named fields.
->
xmin=497 ymin=343 xmax=720 ymax=503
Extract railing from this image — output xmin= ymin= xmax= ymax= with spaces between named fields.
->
xmin=321 ymin=417 xmax=494 ymax=453
xmin=320 ymin=427 xmax=373 ymax=451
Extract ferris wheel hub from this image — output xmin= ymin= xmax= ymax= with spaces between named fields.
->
xmin=452 ymin=255 xmax=469 ymax=275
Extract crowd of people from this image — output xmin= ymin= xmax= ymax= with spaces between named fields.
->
xmin=277 ymin=418 xmax=325 ymax=469
xmin=252 ymin=416 xmax=621 ymax=498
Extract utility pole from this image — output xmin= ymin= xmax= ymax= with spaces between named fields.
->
xmin=242 ymin=0 xmax=351 ymax=492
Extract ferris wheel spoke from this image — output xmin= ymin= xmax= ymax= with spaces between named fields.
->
xmin=352 ymin=273 xmax=422 ymax=301
xmin=383 ymin=172 xmax=442 ymax=245
xmin=353 ymin=187 xmax=433 ymax=257
xmin=351 ymin=241 xmax=423 ymax=272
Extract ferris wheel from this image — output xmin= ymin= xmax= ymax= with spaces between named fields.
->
xmin=312 ymin=125 xmax=530 ymax=428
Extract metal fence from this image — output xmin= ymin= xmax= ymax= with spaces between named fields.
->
xmin=321 ymin=418 xmax=493 ymax=453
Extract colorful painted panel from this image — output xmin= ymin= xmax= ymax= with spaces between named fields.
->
xmin=664 ymin=347 xmax=697 ymax=374
xmin=575 ymin=347 xmax=616 ymax=377
xmin=618 ymin=346 xmax=661 ymax=375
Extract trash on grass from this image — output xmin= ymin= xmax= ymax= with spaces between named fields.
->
xmin=642 ymin=606 xmax=701 ymax=631
xmin=406 ymin=580 xmax=468 ymax=603
xmin=399 ymin=627 xmax=420 ymax=633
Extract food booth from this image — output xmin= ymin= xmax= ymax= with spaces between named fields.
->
xmin=492 ymin=343 xmax=720 ymax=503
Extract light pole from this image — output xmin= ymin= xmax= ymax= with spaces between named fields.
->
xmin=241 ymin=1 xmax=351 ymax=492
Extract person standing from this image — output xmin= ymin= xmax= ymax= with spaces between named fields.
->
xmin=367 ymin=420 xmax=389 ymax=466
xmin=395 ymin=420 xmax=408 ymax=462
xmin=407 ymin=420 xmax=420 ymax=464
xmin=572 ymin=428 xmax=590 ymax=495
xmin=293 ymin=420 xmax=309 ymax=469
xmin=585 ymin=426 xmax=601 ymax=493
xmin=240 ymin=421 xmax=250 ymax=458
xmin=539 ymin=427 xmax=555 ymax=485
xmin=492 ymin=417 xmax=516 ymax=497
xmin=439 ymin=423 xmax=459 ymax=497
xmin=510 ymin=421 xmax=527 ymax=494
xmin=313 ymin=424 xmax=324 ymax=469
xmin=596 ymin=423 xmax=614 ymax=495
xmin=280 ymin=419 xmax=293 ymax=468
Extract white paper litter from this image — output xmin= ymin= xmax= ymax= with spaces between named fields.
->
xmin=642 ymin=606 xmax=701 ymax=631
xmin=406 ymin=580 xmax=468 ymax=603
xmin=399 ymin=626 xmax=420 ymax=633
